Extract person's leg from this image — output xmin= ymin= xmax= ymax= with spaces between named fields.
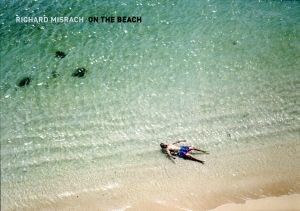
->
xmin=184 ymin=154 xmax=205 ymax=164
xmin=190 ymin=146 xmax=209 ymax=154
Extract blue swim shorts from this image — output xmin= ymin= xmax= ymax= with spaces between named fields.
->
xmin=178 ymin=146 xmax=191 ymax=157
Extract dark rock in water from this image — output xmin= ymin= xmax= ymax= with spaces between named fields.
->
xmin=55 ymin=51 xmax=66 ymax=59
xmin=232 ymin=41 xmax=237 ymax=45
xmin=18 ymin=77 xmax=31 ymax=87
xmin=51 ymin=70 xmax=59 ymax=78
xmin=72 ymin=68 xmax=87 ymax=78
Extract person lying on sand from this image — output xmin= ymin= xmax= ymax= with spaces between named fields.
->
xmin=160 ymin=140 xmax=208 ymax=164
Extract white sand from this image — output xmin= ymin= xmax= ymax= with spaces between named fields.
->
xmin=211 ymin=194 xmax=300 ymax=211
xmin=26 ymin=139 xmax=300 ymax=211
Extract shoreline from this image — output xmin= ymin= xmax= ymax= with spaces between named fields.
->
xmin=29 ymin=187 xmax=300 ymax=211
xmin=25 ymin=139 xmax=300 ymax=211
xmin=210 ymin=194 xmax=300 ymax=211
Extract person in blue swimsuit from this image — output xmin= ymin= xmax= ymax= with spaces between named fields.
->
xmin=160 ymin=140 xmax=208 ymax=164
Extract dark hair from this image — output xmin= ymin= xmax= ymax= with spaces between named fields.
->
xmin=160 ymin=143 xmax=167 ymax=148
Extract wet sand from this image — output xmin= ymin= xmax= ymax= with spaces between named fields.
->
xmin=31 ymin=188 xmax=300 ymax=211
xmin=211 ymin=194 xmax=300 ymax=211
xmin=28 ymin=139 xmax=300 ymax=211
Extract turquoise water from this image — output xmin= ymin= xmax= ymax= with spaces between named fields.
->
xmin=1 ymin=0 xmax=300 ymax=210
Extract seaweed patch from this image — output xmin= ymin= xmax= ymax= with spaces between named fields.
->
xmin=55 ymin=51 xmax=66 ymax=59
xmin=72 ymin=68 xmax=87 ymax=78
xmin=17 ymin=77 xmax=31 ymax=87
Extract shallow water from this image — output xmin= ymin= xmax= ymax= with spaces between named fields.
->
xmin=1 ymin=0 xmax=300 ymax=210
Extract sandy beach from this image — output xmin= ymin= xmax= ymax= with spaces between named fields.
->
xmin=211 ymin=194 xmax=300 ymax=211
xmin=27 ymin=138 xmax=300 ymax=211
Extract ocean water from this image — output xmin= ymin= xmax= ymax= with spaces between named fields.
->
xmin=1 ymin=0 xmax=300 ymax=210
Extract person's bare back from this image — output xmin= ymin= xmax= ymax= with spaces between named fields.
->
xmin=160 ymin=140 xmax=209 ymax=164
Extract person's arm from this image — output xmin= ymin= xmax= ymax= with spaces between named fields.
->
xmin=172 ymin=140 xmax=186 ymax=145
xmin=166 ymin=149 xmax=176 ymax=163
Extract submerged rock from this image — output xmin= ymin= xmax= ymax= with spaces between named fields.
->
xmin=55 ymin=51 xmax=66 ymax=59
xmin=51 ymin=70 xmax=59 ymax=78
xmin=72 ymin=68 xmax=87 ymax=78
xmin=17 ymin=77 xmax=31 ymax=87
